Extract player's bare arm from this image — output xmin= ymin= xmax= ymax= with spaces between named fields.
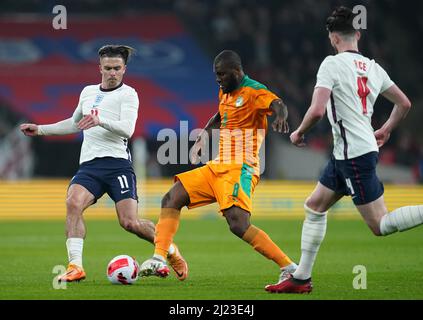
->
xmin=374 ymin=84 xmax=411 ymax=147
xmin=290 ymin=87 xmax=331 ymax=147
xmin=190 ymin=112 xmax=221 ymax=164
xmin=199 ymin=111 xmax=221 ymax=138
xmin=270 ymin=99 xmax=289 ymax=133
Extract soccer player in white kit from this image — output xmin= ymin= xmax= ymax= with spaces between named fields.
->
xmin=265 ymin=7 xmax=423 ymax=293
xmin=20 ymin=45 xmax=188 ymax=282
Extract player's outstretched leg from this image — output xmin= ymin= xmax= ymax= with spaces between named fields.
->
xmin=167 ymin=243 xmax=188 ymax=281
xmin=62 ymin=185 xmax=94 ymax=283
xmin=264 ymin=202 xmax=328 ymax=293
xmin=140 ymin=181 xmax=189 ymax=280
xmin=139 ymin=256 xmax=170 ymax=278
xmin=224 ymin=207 xmax=298 ymax=278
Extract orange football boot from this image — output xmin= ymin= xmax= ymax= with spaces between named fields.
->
xmin=167 ymin=243 xmax=188 ymax=281
xmin=58 ymin=263 xmax=86 ymax=283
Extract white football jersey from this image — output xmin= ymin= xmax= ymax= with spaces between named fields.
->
xmin=71 ymin=83 xmax=139 ymax=164
xmin=315 ymin=51 xmax=394 ymax=160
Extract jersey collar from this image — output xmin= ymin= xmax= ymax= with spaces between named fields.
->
xmin=238 ymin=75 xmax=249 ymax=89
xmin=100 ymin=81 xmax=123 ymax=92
xmin=224 ymin=75 xmax=248 ymax=96
xmin=344 ymin=50 xmax=363 ymax=55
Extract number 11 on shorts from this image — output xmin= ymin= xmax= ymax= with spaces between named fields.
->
xmin=117 ymin=175 xmax=129 ymax=190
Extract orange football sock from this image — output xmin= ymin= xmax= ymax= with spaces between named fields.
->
xmin=154 ymin=208 xmax=181 ymax=259
xmin=242 ymin=225 xmax=293 ymax=268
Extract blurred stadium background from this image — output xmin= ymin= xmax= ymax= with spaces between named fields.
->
xmin=1 ymin=0 xmax=422 ymax=220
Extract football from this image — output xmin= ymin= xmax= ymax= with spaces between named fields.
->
xmin=106 ymin=255 xmax=139 ymax=285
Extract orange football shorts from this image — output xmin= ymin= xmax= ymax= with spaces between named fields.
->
xmin=175 ymin=162 xmax=259 ymax=213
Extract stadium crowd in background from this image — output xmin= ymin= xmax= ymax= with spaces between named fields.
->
xmin=1 ymin=0 xmax=423 ymax=182
xmin=176 ymin=0 xmax=423 ymax=181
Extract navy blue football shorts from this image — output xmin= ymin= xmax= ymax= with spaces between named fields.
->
xmin=319 ymin=151 xmax=384 ymax=205
xmin=70 ymin=157 xmax=138 ymax=203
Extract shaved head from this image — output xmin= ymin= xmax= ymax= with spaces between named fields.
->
xmin=214 ymin=50 xmax=243 ymax=71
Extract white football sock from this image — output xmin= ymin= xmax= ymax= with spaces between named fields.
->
xmin=66 ymin=238 xmax=84 ymax=267
xmin=282 ymin=262 xmax=298 ymax=273
xmin=380 ymin=205 xmax=423 ymax=235
xmin=293 ymin=204 xmax=327 ymax=280
xmin=153 ymin=254 xmax=166 ymax=262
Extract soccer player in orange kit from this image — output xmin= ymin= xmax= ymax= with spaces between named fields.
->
xmin=139 ymin=50 xmax=297 ymax=282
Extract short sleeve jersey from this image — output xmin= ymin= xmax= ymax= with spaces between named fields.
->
xmin=210 ymin=75 xmax=279 ymax=175
xmin=315 ymin=51 xmax=394 ymax=160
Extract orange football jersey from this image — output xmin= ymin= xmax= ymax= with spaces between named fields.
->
xmin=210 ymin=75 xmax=279 ymax=175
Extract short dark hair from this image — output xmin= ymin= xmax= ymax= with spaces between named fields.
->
xmin=214 ymin=50 xmax=243 ymax=70
xmin=98 ymin=45 xmax=135 ymax=65
xmin=326 ymin=6 xmax=357 ymax=35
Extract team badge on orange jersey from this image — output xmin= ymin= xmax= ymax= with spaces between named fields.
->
xmin=235 ymin=96 xmax=244 ymax=107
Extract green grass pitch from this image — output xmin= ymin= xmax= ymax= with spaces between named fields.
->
xmin=1 ymin=217 xmax=422 ymax=300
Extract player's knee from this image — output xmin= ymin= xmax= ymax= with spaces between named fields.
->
xmin=161 ymin=191 xmax=173 ymax=208
xmin=228 ymin=223 xmax=245 ymax=238
xmin=119 ymin=218 xmax=138 ymax=232
xmin=225 ymin=208 xmax=250 ymax=238
xmin=227 ymin=218 xmax=249 ymax=238
xmin=161 ymin=188 xmax=188 ymax=210
xmin=305 ymin=197 xmax=325 ymax=213
xmin=66 ymin=196 xmax=85 ymax=213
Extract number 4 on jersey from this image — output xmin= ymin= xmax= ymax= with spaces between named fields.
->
xmin=357 ymin=76 xmax=370 ymax=114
